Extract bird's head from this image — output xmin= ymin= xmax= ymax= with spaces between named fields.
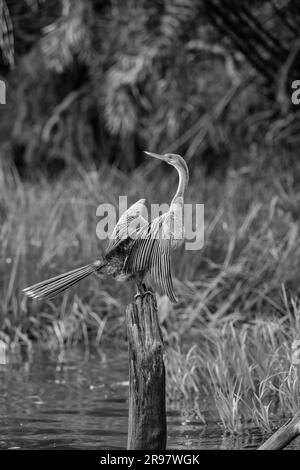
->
xmin=144 ymin=151 xmax=189 ymax=198
xmin=143 ymin=151 xmax=188 ymax=173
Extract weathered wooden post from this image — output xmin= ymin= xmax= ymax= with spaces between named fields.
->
xmin=126 ymin=293 xmax=167 ymax=450
xmin=258 ymin=412 xmax=300 ymax=450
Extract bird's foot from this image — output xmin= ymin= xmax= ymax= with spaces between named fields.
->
xmin=134 ymin=290 xmax=152 ymax=298
xmin=134 ymin=291 xmax=153 ymax=300
xmin=144 ymin=290 xmax=153 ymax=297
xmin=134 ymin=284 xmax=153 ymax=300
xmin=134 ymin=291 xmax=142 ymax=300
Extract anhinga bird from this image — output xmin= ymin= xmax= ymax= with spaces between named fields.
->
xmin=23 ymin=152 xmax=189 ymax=303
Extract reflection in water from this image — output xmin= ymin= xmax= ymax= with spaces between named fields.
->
xmin=0 ymin=348 xmax=298 ymax=450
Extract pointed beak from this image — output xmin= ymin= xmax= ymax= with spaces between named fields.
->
xmin=143 ymin=151 xmax=166 ymax=161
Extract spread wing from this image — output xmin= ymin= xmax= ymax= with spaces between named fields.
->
xmin=124 ymin=214 xmax=177 ymax=303
xmin=106 ymin=198 xmax=148 ymax=253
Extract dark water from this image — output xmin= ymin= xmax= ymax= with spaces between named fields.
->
xmin=0 ymin=348 xmax=296 ymax=450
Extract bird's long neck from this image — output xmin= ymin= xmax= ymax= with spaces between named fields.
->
xmin=171 ymin=163 xmax=189 ymax=205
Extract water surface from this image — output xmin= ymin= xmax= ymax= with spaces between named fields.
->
xmin=0 ymin=348 xmax=297 ymax=450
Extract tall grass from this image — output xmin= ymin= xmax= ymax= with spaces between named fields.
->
xmin=166 ymin=291 xmax=300 ymax=433
xmin=1 ymin=153 xmax=300 ymax=432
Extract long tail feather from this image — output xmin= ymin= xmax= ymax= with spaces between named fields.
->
xmin=23 ymin=262 xmax=103 ymax=300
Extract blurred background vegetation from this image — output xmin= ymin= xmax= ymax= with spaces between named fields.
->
xmin=1 ymin=0 xmax=300 ymax=174
xmin=0 ymin=0 xmax=300 ymax=431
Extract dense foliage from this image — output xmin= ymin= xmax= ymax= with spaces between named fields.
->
xmin=1 ymin=0 xmax=300 ymax=174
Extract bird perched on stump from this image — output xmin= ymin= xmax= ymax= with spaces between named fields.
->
xmin=23 ymin=152 xmax=189 ymax=303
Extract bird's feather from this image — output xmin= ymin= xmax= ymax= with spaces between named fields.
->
xmin=106 ymin=198 xmax=148 ymax=253
xmin=124 ymin=214 xmax=177 ymax=302
xmin=23 ymin=263 xmax=100 ymax=300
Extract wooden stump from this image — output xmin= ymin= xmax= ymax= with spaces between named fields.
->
xmin=258 ymin=412 xmax=300 ymax=450
xmin=126 ymin=293 xmax=167 ymax=450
